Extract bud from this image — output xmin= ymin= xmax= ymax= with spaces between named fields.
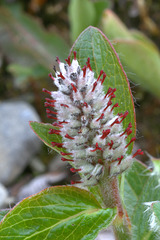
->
xmin=44 ymin=52 xmax=143 ymax=185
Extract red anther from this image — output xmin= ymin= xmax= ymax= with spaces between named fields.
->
xmin=119 ymin=111 xmax=129 ymax=123
xmin=90 ymin=143 xmax=102 ymax=152
xmin=61 ymin=157 xmax=74 ymax=162
xmin=61 ymin=104 xmax=69 ymax=108
xmin=92 ymin=81 xmax=97 ymax=92
xmin=71 ymin=83 xmax=77 ymax=93
xmin=44 ymin=102 xmax=55 ymax=108
xmin=107 ymin=87 xmax=112 ymax=95
xmin=61 ymin=152 xmax=73 ymax=156
xmin=103 ymin=100 xmax=112 ymax=111
xmin=128 ymin=122 xmax=132 ymax=128
xmin=111 ymin=103 xmax=119 ymax=112
xmin=110 ymin=93 xmax=116 ymax=100
xmin=100 ymin=129 xmax=110 ymax=139
xmin=86 ymin=58 xmax=92 ymax=71
xmin=65 ymin=56 xmax=71 ymax=66
xmin=108 ymin=88 xmax=116 ymax=97
xmin=125 ymin=137 xmax=136 ymax=148
xmin=71 ymin=180 xmax=82 ymax=185
xmin=132 ymin=149 xmax=143 ymax=158
xmin=56 ymin=56 xmax=60 ymax=64
xmin=46 ymin=109 xmax=57 ymax=115
xmin=47 ymin=115 xmax=57 ymax=120
xmin=42 ymin=88 xmax=51 ymax=95
xmin=49 ymin=129 xmax=61 ymax=135
xmin=45 ymin=98 xmax=56 ymax=103
xmin=101 ymin=72 xmax=106 ymax=84
xmin=118 ymin=113 xmax=123 ymax=117
xmin=117 ymin=155 xmax=124 ymax=165
xmin=107 ymin=140 xmax=114 ymax=149
xmin=51 ymin=142 xmax=63 ymax=148
xmin=83 ymin=102 xmax=88 ymax=107
xmin=58 ymin=72 xmax=65 ymax=80
xmin=59 ymin=121 xmax=68 ymax=124
xmin=96 ymin=113 xmax=104 ymax=122
xmin=65 ymin=134 xmax=75 ymax=140
xmin=82 ymin=65 xmax=87 ymax=77
xmin=110 ymin=118 xmax=120 ymax=127
xmin=97 ymin=70 xmax=104 ymax=81
xmin=70 ymin=168 xmax=81 ymax=173
xmin=48 ymin=73 xmax=55 ymax=81
xmin=73 ymin=51 xmax=77 ymax=60
xmin=126 ymin=129 xmax=132 ymax=136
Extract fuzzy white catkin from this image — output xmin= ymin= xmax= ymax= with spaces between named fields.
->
xmin=45 ymin=53 xmax=143 ymax=185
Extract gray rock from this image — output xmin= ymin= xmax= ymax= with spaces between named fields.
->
xmin=0 ymin=183 xmax=8 ymax=208
xmin=0 ymin=101 xmax=41 ymax=184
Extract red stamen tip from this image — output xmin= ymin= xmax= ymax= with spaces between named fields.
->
xmin=61 ymin=157 xmax=74 ymax=162
xmin=70 ymin=168 xmax=81 ymax=173
xmin=71 ymin=83 xmax=77 ymax=93
xmin=51 ymin=142 xmax=63 ymax=148
xmin=82 ymin=65 xmax=87 ymax=77
xmin=90 ymin=143 xmax=102 ymax=152
xmin=117 ymin=155 xmax=124 ymax=165
xmin=86 ymin=58 xmax=92 ymax=71
xmin=65 ymin=56 xmax=71 ymax=66
xmin=71 ymin=180 xmax=82 ymax=185
xmin=49 ymin=129 xmax=61 ymax=135
xmin=125 ymin=137 xmax=136 ymax=148
xmin=100 ymin=129 xmax=110 ymax=139
xmin=73 ymin=51 xmax=77 ymax=60
xmin=58 ymin=72 xmax=65 ymax=80
xmin=110 ymin=118 xmax=120 ymax=127
xmin=56 ymin=56 xmax=60 ymax=64
xmin=132 ymin=149 xmax=143 ymax=158
xmin=92 ymin=81 xmax=97 ymax=92
xmin=96 ymin=113 xmax=104 ymax=122
xmin=108 ymin=140 xmax=114 ymax=149
xmin=61 ymin=152 xmax=73 ymax=156
xmin=111 ymin=103 xmax=119 ymax=112
xmin=48 ymin=73 xmax=55 ymax=81
xmin=61 ymin=104 xmax=69 ymax=108
xmin=101 ymin=72 xmax=106 ymax=84
xmin=42 ymin=88 xmax=51 ymax=95
xmin=65 ymin=134 xmax=75 ymax=140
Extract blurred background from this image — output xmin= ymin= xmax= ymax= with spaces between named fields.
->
xmin=0 ymin=0 xmax=160 ymax=221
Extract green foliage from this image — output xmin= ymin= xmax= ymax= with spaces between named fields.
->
xmin=122 ymin=160 xmax=160 ymax=239
xmin=101 ymin=10 xmax=160 ymax=98
xmin=71 ymin=26 xmax=136 ymax=154
xmin=0 ymin=210 xmax=9 ymax=223
xmin=0 ymin=186 xmax=116 ymax=239
xmin=150 ymin=201 xmax=160 ymax=233
xmin=0 ymin=4 xmax=69 ymax=87
xmin=68 ymin=0 xmax=109 ymax=42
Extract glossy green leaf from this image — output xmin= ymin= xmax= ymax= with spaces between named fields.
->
xmin=101 ymin=9 xmax=160 ymax=98
xmin=70 ymin=26 xmax=135 ymax=154
xmin=29 ymin=122 xmax=70 ymax=157
xmin=0 ymin=210 xmax=9 ymax=223
xmin=123 ymin=160 xmax=160 ymax=239
xmin=0 ymin=186 xmax=116 ymax=240
xmin=69 ymin=0 xmax=96 ymax=42
xmin=0 ymin=5 xmax=69 ymax=76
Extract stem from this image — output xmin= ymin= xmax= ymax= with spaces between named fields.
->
xmin=98 ymin=165 xmax=131 ymax=240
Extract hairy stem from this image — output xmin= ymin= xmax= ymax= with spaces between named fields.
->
xmin=98 ymin=165 xmax=131 ymax=240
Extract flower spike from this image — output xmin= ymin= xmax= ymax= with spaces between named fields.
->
xmin=43 ymin=55 xmax=142 ymax=186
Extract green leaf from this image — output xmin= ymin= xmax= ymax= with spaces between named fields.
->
xmin=0 ymin=210 xmax=9 ymax=222
xmin=123 ymin=160 xmax=160 ymax=239
xmin=0 ymin=186 xmax=116 ymax=239
xmin=70 ymin=26 xmax=136 ymax=154
xmin=69 ymin=0 xmax=96 ymax=42
xmin=101 ymin=10 xmax=160 ymax=98
xmin=0 ymin=5 xmax=69 ymax=75
xmin=151 ymin=201 xmax=160 ymax=232
xmin=29 ymin=122 xmax=70 ymax=157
